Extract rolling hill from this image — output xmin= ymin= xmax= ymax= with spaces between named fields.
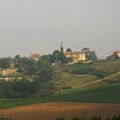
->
xmin=0 ymin=60 xmax=120 ymax=108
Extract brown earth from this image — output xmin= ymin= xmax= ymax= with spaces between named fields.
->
xmin=1 ymin=102 xmax=120 ymax=120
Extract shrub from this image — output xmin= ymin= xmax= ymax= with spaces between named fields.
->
xmin=55 ymin=115 xmax=120 ymax=120
xmin=72 ymin=116 xmax=85 ymax=120
xmin=91 ymin=116 xmax=101 ymax=120
xmin=56 ymin=117 xmax=66 ymax=120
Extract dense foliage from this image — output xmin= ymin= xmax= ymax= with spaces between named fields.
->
xmin=52 ymin=50 xmax=68 ymax=64
xmin=0 ymin=57 xmax=13 ymax=69
xmin=81 ymin=48 xmax=97 ymax=61
xmin=0 ymin=56 xmax=53 ymax=98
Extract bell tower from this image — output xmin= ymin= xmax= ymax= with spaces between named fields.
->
xmin=60 ymin=41 xmax=64 ymax=53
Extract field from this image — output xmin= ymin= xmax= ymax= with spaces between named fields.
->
xmin=2 ymin=102 xmax=120 ymax=120
xmin=0 ymin=83 xmax=120 ymax=109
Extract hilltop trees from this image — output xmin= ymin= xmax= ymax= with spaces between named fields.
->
xmin=52 ymin=50 xmax=68 ymax=64
xmin=66 ymin=48 xmax=72 ymax=52
xmin=0 ymin=55 xmax=54 ymax=98
xmin=0 ymin=57 xmax=14 ymax=69
xmin=81 ymin=48 xmax=97 ymax=61
xmin=35 ymin=57 xmax=53 ymax=81
xmin=107 ymin=52 xmax=120 ymax=60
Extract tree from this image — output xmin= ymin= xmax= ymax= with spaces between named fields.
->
xmin=35 ymin=58 xmax=53 ymax=81
xmin=0 ymin=57 xmax=14 ymax=69
xmin=14 ymin=54 xmax=21 ymax=65
xmin=52 ymin=50 xmax=60 ymax=61
xmin=81 ymin=48 xmax=90 ymax=53
xmin=41 ymin=54 xmax=53 ymax=63
xmin=16 ymin=57 xmax=37 ymax=76
xmin=88 ymin=51 xmax=97 ymax=61
xmin=66 ymin=48 xmax=72 ymax=52
xmin=52 ymin=50 xmax=68 ymax=64
xmin=81 ymin=48 xmax=97 ymax=61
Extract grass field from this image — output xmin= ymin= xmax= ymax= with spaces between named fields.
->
xmin=53 ymin=71 xmax=98 ymax=90
xmin=65 ymin=60 xmax=120 ymax=78
xmin=0 ymin=83 xmax=120 ymax=108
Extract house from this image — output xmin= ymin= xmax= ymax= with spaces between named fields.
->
xmin=29 ymin=53 xmax=41 ymax=61
xmin=107 ymin=50 xmax=120 ymax=60
xmin=64 ymin=51 xmax=86 ymax=63
xmin=0 ymin=68 xmax=17 ymax=76
xmin=0 ymin=68 xmax=5 ymax=75
xmin=113 ymin=50 xmax=120 ymax=58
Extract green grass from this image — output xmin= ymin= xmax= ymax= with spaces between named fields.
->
xmin=65 ymin=60 xmax=120 ymax=78
xmin=53 ymin=71 xmax=98 ymax=90
xmin=0 ymin=97 xmax=53 ymax=109
xmin=0 ymin=83 xmax=120 ymax=108
xmin=53 ymin=83 xmax=120 ymax=103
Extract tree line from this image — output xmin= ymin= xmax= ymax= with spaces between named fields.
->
xmin=0 ymin=55 xmax=53 ymax=98
xmin=56 ymin=115 xmax=120 ymax=120
xmin=0 ymin=48 xmax=98 ymax=98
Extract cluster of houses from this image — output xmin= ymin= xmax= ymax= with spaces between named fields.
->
xmin=29 ymin=48 xmax=120 ymax=63
xmin=0 ymin=53 xmax=41 ymax=81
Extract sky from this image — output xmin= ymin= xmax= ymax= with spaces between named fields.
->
xmin=0 ymin=0 xmax=120 ymax=58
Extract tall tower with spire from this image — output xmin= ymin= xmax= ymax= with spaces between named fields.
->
xmin=60 ymin=41 xmax=64 ymax=53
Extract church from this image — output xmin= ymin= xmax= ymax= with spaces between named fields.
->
xmin=60 ymin=42 xmax=86 ymax=63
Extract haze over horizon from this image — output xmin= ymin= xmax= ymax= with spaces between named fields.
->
xmin=0 ymin=0 xmax=120 ymax=58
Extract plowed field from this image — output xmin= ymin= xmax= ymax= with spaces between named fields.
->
xmin=1 ymin=102 xmax=120 ymax=120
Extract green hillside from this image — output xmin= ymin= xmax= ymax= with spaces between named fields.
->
xmin=53 ymin=60 xmax=120 ymax=91
xmin=65 ymin=60 xmax=120 ymax=78
xmin=53 ymin=71 xmax=98 ymax=92
xmin=54 ymin=83 xmax=120 ymax=103
xmin=52 ymin=60 xmax=120 ymax=103
xmin=0 ymin=60 xmax=120 ymax=108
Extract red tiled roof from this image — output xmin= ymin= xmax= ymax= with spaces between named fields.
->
xmin=113 ymin=50 xmax=120 ymax=54
xmin=30 ymin=53 xmax=40 ymax=58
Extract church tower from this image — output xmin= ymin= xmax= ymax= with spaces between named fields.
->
xmin=60 ymin=41 xmax=64 ymax=53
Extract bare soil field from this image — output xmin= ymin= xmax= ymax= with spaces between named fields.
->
xmin=1 ymin=102 xmax=120 ymax=120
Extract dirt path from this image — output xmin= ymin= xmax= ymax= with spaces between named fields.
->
xmin=1 ymin=102 xmax=120 ymax=120
xmin=78 ymin=72 xmax=120 ymax=88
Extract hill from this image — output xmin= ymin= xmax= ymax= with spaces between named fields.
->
xmin=64 ymin=60 xmax=120 ymax=78
xmin=0 ymin=60 xmax=120 ymax=108
xmin=52 ymin=60 xmax=120 ymax=103
xmin=53 ymin=60 xmax=120 ymax=90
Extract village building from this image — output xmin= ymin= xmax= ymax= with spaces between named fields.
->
xmin=113 ymin=50 xmax=120 ymax=58
xmin=64 ymin=51 xmax=86 ymax=63
xmin=29 ymin=53 xmax=41 ymax=61
xmin=0 ymin=68 xmax=5 ymax=75
xmin=0 ymin=68 xmax=17 ymax=76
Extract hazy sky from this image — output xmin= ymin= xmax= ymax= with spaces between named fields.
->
xmin=0 ymin=0 xmax=120 ymax=58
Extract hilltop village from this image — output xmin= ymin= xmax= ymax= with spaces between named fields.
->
xmin=0 ymin=43 xmax=120 ymax=81
xmin=0 ymin=43 xmax=119 ymax=98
